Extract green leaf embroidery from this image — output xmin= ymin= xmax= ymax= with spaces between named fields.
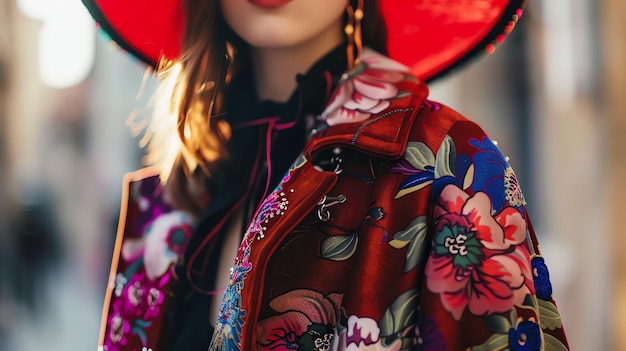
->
xmin=435 ymin=135 xmax=456 ymax=178
xmin=320 ymin=233 xmax=358 ymax=261
xmin=468 ymin=333 xmax=509 ymax=351
xmin=538 ymin=299 xmax=563 ymax=330
xmin=133 ymin=319 xmax=152 ymax=328
xmin=404 ymin=228 xmax=427 ymax=273
xmin=388 ymin=216 xmax=428 ymax=272
xmin=484 ymin=314 xmax=512 ymax=334
xmin=522 ymin=294 xmax=539 ymax=309
xmin=544 ymin=333 xmax=568 ymax=351
xmin=131 ymin=326 xmax=149 ymax=344
xmin=389 ymin=216 xmax=427 ymax=248
xmin=404 ymin=142 xmax=435 ymax=171
xmin=379 ymin=289 xmax=419 ymax=343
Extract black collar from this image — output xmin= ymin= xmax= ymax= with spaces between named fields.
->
xmin=223 ymin=42 xmax=348 ymax=127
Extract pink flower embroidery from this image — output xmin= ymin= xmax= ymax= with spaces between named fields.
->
xmin=321 ymin=48 xmax=410 ymax=126
xmin=105 ymin=314 xmax=130 ymax=351
xmin=256 ymin=289 xmax=343 ymax=351
xmin=425 ymin=184 xmax=533 ymax=320
xmin=105 ymin=271 xmax=169 ymax=350
xmin=336 ymin=316 xmax=404 ymax=351
xmin=121 ymin=211 xmax=193 ymax=280
xmin=116 ymin=271 xmax=169 ymax=320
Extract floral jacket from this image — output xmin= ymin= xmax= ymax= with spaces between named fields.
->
xmin=98 ymin=50 xmax=569 ymax=351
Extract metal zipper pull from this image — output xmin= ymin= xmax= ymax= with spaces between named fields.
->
xmin=317 ymin=194 xmax=347 ymax=222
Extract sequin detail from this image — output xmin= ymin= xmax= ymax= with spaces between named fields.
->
xmin=209 ymin=160 xmax=302 ymax=351
xmin=251 ymin=191 xmax=290 ymax=240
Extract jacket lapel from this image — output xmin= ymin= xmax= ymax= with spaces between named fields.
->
xmin=304 ymin=73 xmax=429 ymax=161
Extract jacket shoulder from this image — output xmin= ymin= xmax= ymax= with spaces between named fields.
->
xmin=405 ymin=100 xmax=471 ymax=152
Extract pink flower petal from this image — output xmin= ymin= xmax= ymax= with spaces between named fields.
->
xmin=121 ymin=238 xmax=145 ymax=262
xmin=439 ymin=289 xmax=470 ymax=321
xmin=467 ymin=254 xmax=531 ymax=316
xmin=353 ymin=76 xmax=398 ymax=100
xmin=494 ymin=207 xmax=527 ymax=245
xmin=344 ymin=91 xmax=380 ymax=111
xmin=269 ymin=289 xmax=341 ymax=325
xmin=463 ymin=192 xmax=507 ymax=250
xmin=425 ymin=255 xmax=468 ymax=295
xmin=321 ymin=82 xmax=354 ymax=118
xmin=506 ymin=247 xmax=534 ymax=291
xmin=144 ymin=211 xmax=189 ymax=280
xmin=437 ymin=185 xmax=470 ymax=215
xmin=325 ymin=108 xmax=371 ymax=127
xmin=144 ymin=244 xmax=173 ymax=280
xmin=256 ymin=312 xmax=311 ymax=348
xmin=367 ymin=100 xmax=391 ymax=114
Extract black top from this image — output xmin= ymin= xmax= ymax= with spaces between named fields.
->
xmin=170 ymin=44 xmax=348 ymax=350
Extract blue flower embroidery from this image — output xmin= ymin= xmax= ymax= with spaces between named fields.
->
xmin=508 ymin=321 xmax=541 ymax=351
xmin=531 ymin=256 xmax=553 ymax=301
xmin=469 ymin=137 xmax=512 ymax=210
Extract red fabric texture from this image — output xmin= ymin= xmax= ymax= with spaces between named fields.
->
xmin=99 ymin=77 xmax=569 ymax=350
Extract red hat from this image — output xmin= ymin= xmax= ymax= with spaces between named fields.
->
xmin=81 ymin=0 xmax=525 ymax=81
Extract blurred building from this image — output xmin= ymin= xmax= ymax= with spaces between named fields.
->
xmin=1 ymin=0 xmax=624 ymax=350
xmin=2 ymin=0 xmax=147 ymax=349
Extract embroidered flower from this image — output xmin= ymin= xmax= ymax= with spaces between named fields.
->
xmin=256 ymin=289 xmax=342 ymax=351
xmin=505 ymin=166 xmax=526 ymax=207
xmin=104 ymin=271 xmax=169 ymax=350
xmin=247 ymin=191 xmax=289 ymax=240
xmin=336 ymin=315 xmax=406 ymax=351
xmin=114 ymin=271 xmax=169 ymax=321
xmin=321 ymin=48 xmax=410 ymax=126
xmin=468 ymin=137 xmax=524 ymax=210
xmin=531 ymin=256 xmax=553 ymax=301
xmin=211 ymin=164 xmax=301 ymax=351
xmin=211 ymin=265 xmax=249 ymax=350
xmin=334 ymin=290 xmax=432 ymax=350
xmin=121 ymin=211 xmax=193 ymax=280
xmin=508 ymin=321 xmax=541 ymax=351
xmin=104 ymin=314 xmax=130 ymax=351
xmin=425 ymin=184 xmax=533 ymax=320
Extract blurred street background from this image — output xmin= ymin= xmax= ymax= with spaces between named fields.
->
xmin=1 ymin=0 xmax=625 ymax=349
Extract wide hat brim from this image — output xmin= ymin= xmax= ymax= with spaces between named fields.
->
xmin=82 ymin=0 xmax=525 ymax=81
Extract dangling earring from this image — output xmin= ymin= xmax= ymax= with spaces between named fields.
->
xmin=345 ymin=0 xmax=364 ymax=69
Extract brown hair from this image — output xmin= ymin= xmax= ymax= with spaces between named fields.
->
xmin=146 ymin=0 xmax=387 ymax=215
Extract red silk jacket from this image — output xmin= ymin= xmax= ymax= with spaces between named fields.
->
xmin=99 ymin=50 xmax=569 ymax=351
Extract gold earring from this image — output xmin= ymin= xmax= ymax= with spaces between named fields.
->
xmin=345 ymin=0 xmax=364 ymax=69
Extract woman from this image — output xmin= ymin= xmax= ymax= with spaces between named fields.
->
xmin=83 ymin=0 xmax=570 ymax=350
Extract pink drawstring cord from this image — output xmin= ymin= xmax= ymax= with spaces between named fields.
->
xmin=186 ymin=116 xmax=297 ymax=295
xmin=186 ymin=145 xmax=261 ymax=295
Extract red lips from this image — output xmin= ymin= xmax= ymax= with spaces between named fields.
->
xmin=247 ymin=0 xmax=293 ymax=9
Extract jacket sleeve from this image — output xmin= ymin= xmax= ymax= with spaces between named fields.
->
xmin=416 ymin=118 xmax=570 ymax=350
